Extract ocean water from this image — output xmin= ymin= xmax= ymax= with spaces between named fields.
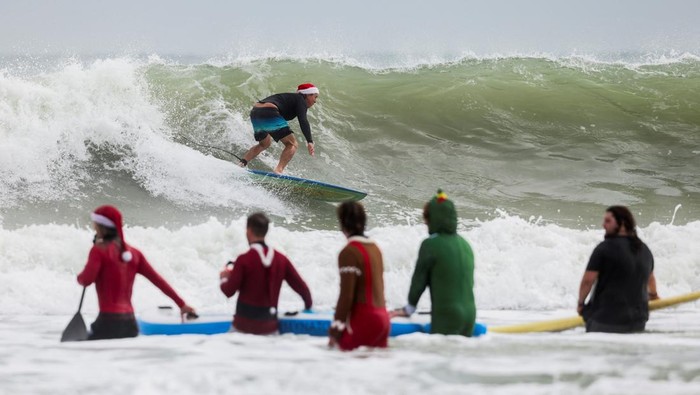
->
xmin=1 ymin=51 xmax=700 ymax=394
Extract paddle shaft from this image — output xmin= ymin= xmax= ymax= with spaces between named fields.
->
xmin=77 ymin=286 xmax=86 ymax=313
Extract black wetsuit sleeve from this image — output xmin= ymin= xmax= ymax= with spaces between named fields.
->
xmin=296 ymin=100 xmax=312 ymax=143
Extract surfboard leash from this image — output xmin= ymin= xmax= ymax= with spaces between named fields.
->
xmin=180 ymin=135 xmax=245 ymax=162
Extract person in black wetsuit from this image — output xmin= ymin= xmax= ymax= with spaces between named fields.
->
xmin=239 ymin=83 xmax=319 ymax=174
xmin=577 ymin=206 xmax=660 ymax=333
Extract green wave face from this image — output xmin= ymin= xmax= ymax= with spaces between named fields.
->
xmin=143 ymin=57 xmax=700 ymax=226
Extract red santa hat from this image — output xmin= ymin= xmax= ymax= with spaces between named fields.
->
xmin=91 ymin=205 xmax=132 ymax=262
xmin=296 ymin=83 xmax=319 ymax=95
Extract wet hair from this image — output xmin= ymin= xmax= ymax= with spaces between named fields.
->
xmin=422 ymin=203 xmax=430 ymax=223
xmin=606 ymin=205 xmax=642 ymax=251
xmin=337 ymin=201 xmax=366 ymax=237
xmin=247 ymin=212 xmax=270 ymax=237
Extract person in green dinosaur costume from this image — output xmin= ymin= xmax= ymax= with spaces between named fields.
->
xmin=390 ymin=189 xmax=476 ymax=336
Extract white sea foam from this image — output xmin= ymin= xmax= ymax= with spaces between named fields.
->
xmin=1 ymin=310 xmax=700 ymax=395
xmin=1 ymin=214 xmax=698 ymax=316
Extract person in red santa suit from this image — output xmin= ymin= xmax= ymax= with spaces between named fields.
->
xmin=239 ymin=83 xmax=319 ymax=174
xmin=219 ymin=212 xmax=313 ymax=334
xmin=77 ymin=205 xmax=196 ymax=340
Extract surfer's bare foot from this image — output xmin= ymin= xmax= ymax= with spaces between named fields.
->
xmin=273 ymin=167 xmax=284 ymax=174
xmin=238 ymin=159 xmax=248 ymax=168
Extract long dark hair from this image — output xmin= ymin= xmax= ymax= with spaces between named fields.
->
xmin=337 ymin=201 xmax=366 ymax=237
xmin=606 ymin=205 xmax=643 ymax=251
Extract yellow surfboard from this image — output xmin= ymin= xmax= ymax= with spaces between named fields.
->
xmin=489 ymin=290 xmax=700 ymax=334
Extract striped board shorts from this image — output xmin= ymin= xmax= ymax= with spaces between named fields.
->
xmin=250 ymin=107 xmax=293 ymax=142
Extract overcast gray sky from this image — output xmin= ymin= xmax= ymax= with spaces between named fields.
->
xmin=1 ymin=0 xmax=699 ymax=56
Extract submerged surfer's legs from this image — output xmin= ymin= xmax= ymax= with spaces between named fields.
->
xmin=274 ymin=134 xmax=298 ymax=174
xmin=430 ymin=305 xmax=477 ymax=336
xmin=585 ymin=319 xmax=646 ymax=334
xmin=87 ymin=313 xmax=139 ymax=340
xmin=338 ymin=305 xmax=390 ymax=351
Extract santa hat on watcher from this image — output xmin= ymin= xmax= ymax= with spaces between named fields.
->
xmin=296 ymin=83 xmax=319 ymax=95
xmin=91 ymin=205 xmax=133 ymax=262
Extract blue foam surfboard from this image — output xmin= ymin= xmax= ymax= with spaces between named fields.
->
xmin=137 ymin=311 xmax=487 ymax=337
xmin=247 ymin=169 xmax=367 ymax=202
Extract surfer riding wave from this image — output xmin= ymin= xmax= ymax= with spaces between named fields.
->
xmin=239 ymin=83 xmax=319 ymax=174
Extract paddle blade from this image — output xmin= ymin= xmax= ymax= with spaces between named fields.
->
xmin=60 ymin=313 xmax=88 ymax=342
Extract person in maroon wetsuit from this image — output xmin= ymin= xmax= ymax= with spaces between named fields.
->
xmin=77 ymin=205 xmax=196 ymax=340
xmin=328 ymin=201 xmax=390 ymax=351
xmin=219 ymin=212 xmax=313 ymax=334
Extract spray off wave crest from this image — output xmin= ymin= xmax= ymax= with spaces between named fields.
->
xmin=0 ymin=57 xmax=287 ymax=218
xmin=192 ymin=49 xmax=700 ymax=72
